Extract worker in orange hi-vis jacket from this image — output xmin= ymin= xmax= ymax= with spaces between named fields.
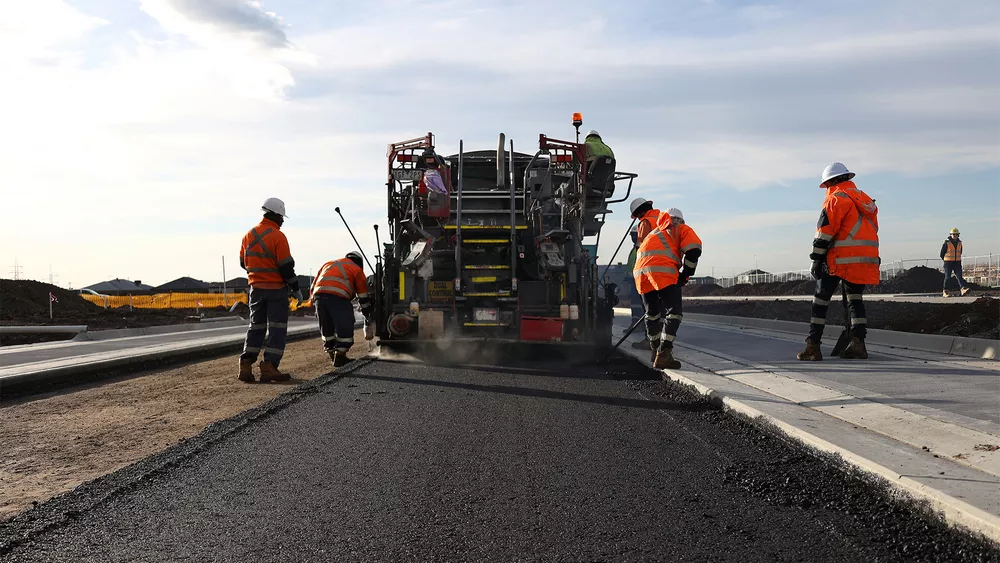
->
xmin=627 ymin=197 xmax=662 ymax=350
xmin=797 ymin=162 xmax=880 ymax=362
xmin=311 ymin=251 xmax=372 ymax=368
xmin=237 ymin=198 xmax=303 ymax=384
xmin=634 ymin=208 xmax=702 ymax=370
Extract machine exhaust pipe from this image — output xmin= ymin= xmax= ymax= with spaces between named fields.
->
xmin=497 ymin=133 xmax=506 ymax=189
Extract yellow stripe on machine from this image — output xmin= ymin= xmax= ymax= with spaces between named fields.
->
xmin=445 ymin=225 xmax=527 ymax=230
xmin=399 ymin=271 xmax=405 ymax=301
xmin=464 ymin=239 xmax=509 ymax=243
xmin=471 ymin=276 xmax=497 ymax=283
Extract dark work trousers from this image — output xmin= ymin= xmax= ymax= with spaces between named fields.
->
xmin=943 ymin=261 xmax=967 ymax=290
xmin=314 ymin=295 xmax=356 ymax=353
xmin=808 ymin=274 xmax=867 ymax=344
xmin=641 ymin=285 xmax=683 ymax=352
xmin=241 ymin=287 xmax=290 ymax=367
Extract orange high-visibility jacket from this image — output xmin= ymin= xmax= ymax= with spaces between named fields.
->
xmin=240 ymin=218 xmax=296 ymax=290
xmin=311 ymin=258 xmax=370 ymax=306
xmin=634 ymin=212 xmax=703 ymax=294
xmin=809 ymin=180 xmax=880 ymax=285
xmin=636 ymin=208 xmax=661 ymax=243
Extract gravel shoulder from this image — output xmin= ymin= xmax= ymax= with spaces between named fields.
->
xmin=0 ymin=330 xmax=368 ymax=521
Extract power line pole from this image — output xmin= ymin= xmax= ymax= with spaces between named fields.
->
xmin=11 ymin=258 xmax=23 ymax=280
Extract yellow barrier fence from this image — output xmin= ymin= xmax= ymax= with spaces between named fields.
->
xmin=80 ymin=292 xmax=314 ymax=311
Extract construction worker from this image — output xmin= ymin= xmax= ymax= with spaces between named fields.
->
xmin=628 ymin=197 xmax=662 ymax=350
xmin=237 ymin=198 xmax=303 ymax=383
xmin=584 ymin=130 xmax=614 ymax=166
xmin=311 ymin=251 xmax=372 ymax=367
xmin=634 ymin=208 xmax=702 ymax=369
xmin=625 ymin=224 xmax=644 ymax=326
xmin=941 ymin=228 xmax=970 ymax=297
xmin=797 ymin=162 xmax=880 ymax=362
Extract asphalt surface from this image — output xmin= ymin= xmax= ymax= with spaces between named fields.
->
xmin=2 ymin=355 xmax=998 ymax=562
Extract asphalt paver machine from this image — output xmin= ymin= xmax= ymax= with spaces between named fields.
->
xmin=371 ymin=114 xmax=637 ymax=360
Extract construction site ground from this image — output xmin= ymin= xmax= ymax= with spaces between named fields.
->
xmin=2 ymin=337 xmax=998 ymax=560
xmin=0 ymin=331 xmax=369 ymax=522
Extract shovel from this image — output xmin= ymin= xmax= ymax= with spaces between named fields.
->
xmin=830 ymin=284 xmax=851 ymax=356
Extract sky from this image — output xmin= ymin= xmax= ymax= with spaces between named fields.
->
xmin=2 ymin=0 xmax=998 ymax=289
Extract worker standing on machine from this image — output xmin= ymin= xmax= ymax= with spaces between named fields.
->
xmin=238 ymin=198 xmax=303 ymax=383
xmin=584 ymin=130 xmax=614 ymax=167
xmin=628 ymin=197 xmax=661 ymax=350
xmin=311 ymin=251 xmax=372 ymax=367
xmin=634 ymin=208 xmax=702 ymax=369
xmin=797 ymin=162 xmax=880 ymax=361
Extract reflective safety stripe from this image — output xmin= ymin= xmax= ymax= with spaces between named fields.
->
xmin=816 ymin=232 xmax=834 ymax=241
xmin=666 ymin=314 xmax=683 ymax=320
xmin=247 ymin=267 xmax=279 ymax=273
xmin=336 ymin=336 xmax=354 ymax=343
xmin=835 ymin=239 xmax=879 ymax=247
xmin=851 ymin=317 xmax=867 ymax=326
xmin=637 ymin=249 xmax=676 ymax=260
xmin=315 ymin=285 xmax=352 ymax=299
xmin=269 ymin=322 xmax=288 ymax=329
xmin=810 ymin=317 xmax=826 ymax=325
xmin=264 ymin=347 xmax=284 ymax=356
xmin=645 ymin=313 xmax=661 ymax=322
xmin=660 ymin=333 xmax=676 ymax=342
xmin=246 ymin=228 xmax=275 ymax=260
xmin=813 ymin=298 xmax=830 ymax=306
xmin=243 ymin=346 xmax=261 ymax=353
xmin=250 ymin=323 xmax=266 ymax=330
xmin=681 ymin=243 xmax=702 ymax=253
xmin=683 ymin=259 xmax=697 ymax=269
xmin=321 ymin=334 xmax=331 ymax=342
xmin=835 ymin=256 xmax=879 ymax=265
xmin=314 ymin=260 xmax=356 ymax=299
xmin=812 ymin=246 xmax=827 ymax=255
xmin=636 ymin=266 xmax=677 ymax=276
xmin=278 ymin=256 xmax=294 ymax=266
xmin=356 ymin=292 xmax=369 ymax=299
xmin=847 ymin=294 xmax=863 ymax=301
xmin=848 ymin=217 xmax=862 ymax=239
xmin=833 ymin=192 xmax=851 ymax=200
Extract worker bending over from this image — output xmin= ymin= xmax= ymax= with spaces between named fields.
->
xmin=798 ymin=162 xmax=880 ymax=361
xmin=238 ymin=198 xmax=303 ymax=383
xmin=634 ymin=208 xmax=702 ymax=369
xmin=311 ymin=251 xmax=372 ymax=367
xmin=628 ymin=197 xmax=663 ymax=350
xmin=941 ymin=228 xmax=970 ymax=297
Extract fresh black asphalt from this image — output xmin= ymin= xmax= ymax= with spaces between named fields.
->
xmin=1 ymin=354 xmax=997 ymax=562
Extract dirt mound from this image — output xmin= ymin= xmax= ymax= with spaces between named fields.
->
xmin=684 ymin=283 xmax=723 ymax=296
xmin=0 ymin=279 xmax=102 ymax=321
xmin=686 ymin=296 xmax=1000 ymax=340
xmin=868 ymin=265 xmax=990 ymax=295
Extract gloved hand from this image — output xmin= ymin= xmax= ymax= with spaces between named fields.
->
xmin=810 ymin=260 xmax=826 ymax=280
xmin=678 ymin=274 xmax=690 ymax=286
xmin=292 ymin=289 xmax=304 ymax=305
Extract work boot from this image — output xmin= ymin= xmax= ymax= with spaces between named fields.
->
xmin=961 ymin=287 xmax=970 ymax=296
xmin=942 ymin=290 xmax=949 ymax=298
xmin=237 ymin=360 xmax=255 ymax=383
xmin=333 ymin=351 xmax=352 ymax=368
xmin=258 ymin=360 xmax=290 ymax=383
xmin=653 ymin=348 xmax=681 ymax=370
xmin=631 ymin=338 xmax=649 ymax=350
xmin=796 ymin=340 xmax=823 ymax=361
xmin=839 ymin=336 xmax=868 ymax=360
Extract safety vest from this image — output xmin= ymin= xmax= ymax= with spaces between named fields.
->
xmin=636 ymin=208 xmax=661 ymax=242
xmin=944 ymin=239 xmax=962 ymax=262
xmin=585 ymin=136 xmax=614 ymax=161
xmin=817 ymin=181 xmax=880 ymax=285
xmin=241 ymin=219 xmax=294 ymax=289
xmin=634 ymin=212 xmax=703 ymax=294
xmin=311 ymin=258 xmax=370 ymax=305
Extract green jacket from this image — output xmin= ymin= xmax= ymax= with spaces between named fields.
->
xmin=626 ymin=245 xmax=637 ymax=272
xmin=585 ymin=135 xmax=614 ymax=161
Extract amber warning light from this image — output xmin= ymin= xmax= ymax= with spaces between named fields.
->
xmin=572 ymin=112 xmax=583 ymax=126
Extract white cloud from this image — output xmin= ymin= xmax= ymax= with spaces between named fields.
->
xmin=2 ymin=0 xmax=999 ymax=285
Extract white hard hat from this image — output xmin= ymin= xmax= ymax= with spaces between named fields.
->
xmin=820 ymin=162 xmax=856 ymax=185
xmin=667 ymin=207 xmax=684 ymax=223
xmin=629 ymin=197 xmax=651 ymax=215
xmin=587 ymin=130 xmax=600 ymax=137
xmin=346 ymin=251 xmax=363 ymax=265
xmin=262 ymin=197 xmax=287 ymax=217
